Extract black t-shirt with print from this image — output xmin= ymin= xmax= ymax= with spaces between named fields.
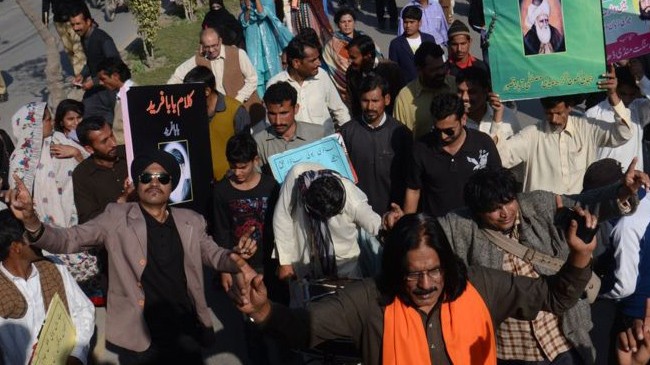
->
xmin=406 ymin=128 xmax=502 ymax=217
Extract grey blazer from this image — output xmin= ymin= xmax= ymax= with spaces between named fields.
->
xmin=34 ymin=202 xmax=237 ymax=352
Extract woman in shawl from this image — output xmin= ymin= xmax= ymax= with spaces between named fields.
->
xmin=322 ymin=8 xmax=359 ymax=103
xmin=240 ymin=0 xmax=294 ymax=97
xmin=8 ymin=102 xmax=101 ymax=302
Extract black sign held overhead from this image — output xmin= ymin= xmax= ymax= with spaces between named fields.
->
xmin=125 ymin=84 xmax=213 ymax=215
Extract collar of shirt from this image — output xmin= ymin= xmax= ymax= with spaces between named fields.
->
xmin=116 ymin=79 xmax=134 ymax=101
xmin=0 ymin=262 xmax=38 ymax=282
xmin=543 ymin=115 xmax=576 ymax=137
xmin=286 ymin=68 xmax=323 ymax=85
xmin=265 ymin=122 xmax=308 ymax=141
xmin=362 ymin=113 xmax=388 ymax=129
xmin=467 ymin=104 xmax=494 ymax=126
xmin=216 ymin=46 xmax=227 ymax=60
xmin=450 ymin=54 xmax=477 ymax=69
xmin=215 ymin=91 xmax=227 ymax=113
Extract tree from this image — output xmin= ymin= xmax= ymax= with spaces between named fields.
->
xmin=15 ymin=0 xmax=66 ymax=108
xmin=130 ymin=0 xmax=161 ymax=62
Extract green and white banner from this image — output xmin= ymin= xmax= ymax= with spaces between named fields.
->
xmin=485 ymin=0 xmax=606 ymax=100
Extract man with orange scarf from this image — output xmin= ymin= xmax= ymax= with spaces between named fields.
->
xmin=229 ymin=213 xmax=595 ymax=364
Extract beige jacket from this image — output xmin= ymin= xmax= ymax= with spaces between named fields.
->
xmin=34 ymin=202 xmax=236 ymax=352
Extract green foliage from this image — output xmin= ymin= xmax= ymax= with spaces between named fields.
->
xmin=130 ymin=0 xmax=161 ymax=59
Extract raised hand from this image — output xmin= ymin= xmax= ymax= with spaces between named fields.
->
xmin=7 ymin=174 xmax=40 ymax=229
xmin=618 ymin=157 xmax=650 ymax=201
xmin=618 ymin=299 xmax=650 ymax=365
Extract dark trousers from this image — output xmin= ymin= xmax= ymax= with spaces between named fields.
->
xmin=108 ymin=335 xmax=203 ymax=365
xmin=375 ymin=0 xmax=397 ymax=21
xmin=497 ymin=348 xmax=584 ymax=365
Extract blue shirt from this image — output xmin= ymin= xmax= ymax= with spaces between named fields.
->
xmin=397 ymin=0 xmax=449 ymax=45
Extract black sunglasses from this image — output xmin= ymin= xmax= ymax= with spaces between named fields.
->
xmin=434 ymin=127 xmax=456 ymax=137
xmin=138 ymin=172 xmax=172 ymax=185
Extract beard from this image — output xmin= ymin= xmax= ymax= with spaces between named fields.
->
xmin=536 ymin=23 xmax=552 ymax=44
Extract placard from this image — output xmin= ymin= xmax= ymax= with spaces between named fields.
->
xmin=31 ymin=293 xmax=75 ymax=365
xmin=268 ymin=134 xmax=356 ymax=183
xmin=604 ymin=0 xmax=650 ymax=63
xmin=126 ymin=84 xmax=213 ymax=215
xmin=485 ymin=0 xmax=606 ymax=100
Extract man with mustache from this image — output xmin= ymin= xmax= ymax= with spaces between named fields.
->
xmin=6 ymin=149 xmax=257 ymax=364
xmin=253 ymin=81 xmax=328 ymax=174
xmin=73 ymin=116 xmax=129 ymax=224
xmin=229 ymin=212 xmax=596 ymax=365
xmin=523 ymin=5 xmax=565 ymax=55
xmin=494 ymin=68 xmax=633 ymax=194
xmin=438 ymin=164 xmax=649 ymax=364
xmin=340 ymin=74 xmax=412 ymax=216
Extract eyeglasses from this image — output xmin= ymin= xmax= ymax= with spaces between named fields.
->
xmin=433 ymin=126 xmax=457 ymax=137
xmin=404 ymin=267 xmax=443 ymax=282
xmin=138 ymin=172 xmax=172 ymax=185
xmin=202 ymin=43 xmax=220 ymax=50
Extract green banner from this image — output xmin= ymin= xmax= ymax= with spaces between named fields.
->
xmin=485 ymin=0 xmax=606 ymax=101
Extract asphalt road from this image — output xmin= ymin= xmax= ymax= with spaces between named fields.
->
xmin=0 ymin=0 xmax=137 ymax=131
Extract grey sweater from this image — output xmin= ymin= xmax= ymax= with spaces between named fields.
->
xmin=438 ymin=182 xmax=638 ymax=364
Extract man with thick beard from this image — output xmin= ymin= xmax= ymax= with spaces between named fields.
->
xmin=523 ymin=9 xmax=565 ymax=55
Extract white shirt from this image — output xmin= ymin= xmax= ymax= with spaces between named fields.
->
xmin=497 ymin=101 xmax=632 ymax=194
xmin=406 ymin=35 xmax=422 ymax=53
xmin=601 ymin=194 xmax=650 ymax=299
xmin=466 ymin=105 xmax=521 ymax=141
xmin=0 ymin=261 xmax=95 ymax=365
xmin=167 ymin=47 xmax=258 ymax=103
xmin=586 ymin=98 xmax=650 ymax=169
xmin=273 ymin=162 xmax=381 ymax=279
xmin=266 ymin=68 xmax=351 ymax=129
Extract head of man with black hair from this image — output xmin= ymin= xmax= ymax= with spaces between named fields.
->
xmin=68 ymin=2 xmax=94 ymax=38
xmin=401 ymin=6 xmax=423 ymax=39
xmin=463 ymin=167 xmax=519 ymax=232
xmin=77 ymin=116 xmax=118 ymax=166
xmin=226 ymin=133 xmax=261 ymax=185
xmin=304 ymin=175 xmax=346 ymax=220
xmin=263 ymin=82 xmax=300 ymax=140
xmin=415 ymin=42 xmax=448 ymax=89
xmin=615 ymin=66 xmax=643 ymax=107
xmin=430 ymin=93 xmax=467 ymax=147
xmin=97 ymin=57 xmax=131 ymax=92
xmin=0 ymin=210 xmax=41 ymax=265
xmin=358 ymin=74 xmax=391 ymax=127
xmin=285 ymin=37 xmax=321 ymax=82
xmin=456 ymin=67 xmax=491 ymax=119
xmin=347 ymin=35 xmax=377 ymax=72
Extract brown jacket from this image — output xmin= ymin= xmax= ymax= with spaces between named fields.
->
xmin=33 ymin=202 xmax=237 ymax=352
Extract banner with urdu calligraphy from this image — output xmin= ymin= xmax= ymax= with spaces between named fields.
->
xmin=126 ymin=84 xmax=213 ymax=216
xmin=604 ymin=0 xmax=650 ymax=63
xmin=485 ymin=0 xmax=606 ymax=100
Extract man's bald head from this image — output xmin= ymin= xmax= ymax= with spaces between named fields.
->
xmin=200 ymin=27 xmax=222 ymax=60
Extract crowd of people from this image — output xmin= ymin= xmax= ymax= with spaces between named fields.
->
xmin=2 ymin=0 xmax=650 ymax=364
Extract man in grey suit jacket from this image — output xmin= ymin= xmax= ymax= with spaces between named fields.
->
xmin=6 ymin=150 xmax=256 ymax=365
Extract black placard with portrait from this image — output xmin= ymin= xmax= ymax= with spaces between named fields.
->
xmin=125 ymin=83 xmax=212 ymax=216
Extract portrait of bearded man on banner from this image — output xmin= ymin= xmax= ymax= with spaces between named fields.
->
xmin=520 ymin=0 xmax=566 ymax=55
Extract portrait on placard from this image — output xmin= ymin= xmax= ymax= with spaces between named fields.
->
xmin=640 ymin=0 xmax=650 ymax=19
xmin=159 ymin=140 xmax=193 ymax=204
xmin=520 ymin=0 xmax=566 ymax=55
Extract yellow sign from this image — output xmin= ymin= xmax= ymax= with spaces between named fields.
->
xmin=31 ymin=293 xmax=76 ymax=365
